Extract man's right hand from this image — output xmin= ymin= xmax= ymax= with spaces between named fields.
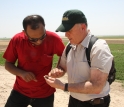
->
xmin=20 ymin=72 xmax=37 ymax=82
xmin=48 ymin=68 xmax=65 ymax=78
xmin=5 ymin=61 xmax=37 ymax=82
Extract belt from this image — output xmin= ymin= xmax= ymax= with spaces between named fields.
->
xmin=88 ymin=95 xmax=109 ymax=105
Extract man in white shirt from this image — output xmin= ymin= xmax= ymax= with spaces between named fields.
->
xmin=44 ymin=9 xmax=113 ymax=107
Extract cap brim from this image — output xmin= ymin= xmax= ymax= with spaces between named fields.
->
xmin=55 ymin=23 xmax=75 ymax=32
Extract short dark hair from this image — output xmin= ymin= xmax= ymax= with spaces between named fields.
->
xmin=22 ymin=15 xmax=45 ymax=31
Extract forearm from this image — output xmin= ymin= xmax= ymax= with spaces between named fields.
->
xmin=57 ymin=66 xmax=66 ymax=77
xmin=46 ymin=69 xmax=107 ymax=94
xmin=56 ymin=56 xmax=67 ymax=77
xmin=5 ymin=61 xmax=25 ymax=77
xmin=67 ymin=81 xmax=103 ymax=94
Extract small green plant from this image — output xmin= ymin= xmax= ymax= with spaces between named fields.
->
xmin=0 ymin=52 xmax=5 ymax=66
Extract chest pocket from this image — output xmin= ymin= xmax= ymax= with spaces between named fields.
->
xmin=67 ymin=49 xmax=90 ymax=83
xmin=39 ymin=54 xmax=53 ymax=66
xmin=19 ymin=47 xmax=53 ymax=67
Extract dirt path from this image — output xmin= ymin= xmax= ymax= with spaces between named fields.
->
xmin=0 ymin=66 xmax=124 ymax=107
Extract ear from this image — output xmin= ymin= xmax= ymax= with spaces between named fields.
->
xmin=22 ymin=30 xmax=26 ymax=35
xmin=81 ymin=23 xmax=87 ymax=29
xmin=22 ymin=30 xmax=25 ymax=33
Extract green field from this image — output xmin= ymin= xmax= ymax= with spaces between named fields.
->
xmin=98 ymin=35 xmax=124 ymax=39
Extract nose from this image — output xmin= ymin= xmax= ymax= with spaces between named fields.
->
xmin=36 ymin=39 xmax=42 ymax=44
xmin=65 ymin=32 xmax=69 ymax=37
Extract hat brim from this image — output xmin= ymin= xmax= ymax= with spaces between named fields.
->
xmin=55 ymin=23 xmax=75 ymax=32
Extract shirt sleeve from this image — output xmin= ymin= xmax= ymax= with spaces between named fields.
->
xmin=90 ymin=39 xmax=113 ymax=74
xmin=3 ymin=37 xmax=18 ymax=63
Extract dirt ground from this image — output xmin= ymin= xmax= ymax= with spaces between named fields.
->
xmin=0 ymin=39 xmax=124 ymax=107
xmin=0 ymin=66 xmax=124 ymax=107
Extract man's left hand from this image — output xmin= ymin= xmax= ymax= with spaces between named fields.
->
xmin=44 ymin=75 xmax=64 ymax=90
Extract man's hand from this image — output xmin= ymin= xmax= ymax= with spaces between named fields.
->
xmin=5 ymin=61 xmax=37 ymax=82
xmin=48 ymin=68 xmax=65 ymax=78
xmin=44 ymin=75 xmax=64 ymax=90
xmin=20 ymin=72 xmax=37 ymax=82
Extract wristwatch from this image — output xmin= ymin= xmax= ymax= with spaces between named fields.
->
xmin=64 ymin=83 xmax=68 ymax=92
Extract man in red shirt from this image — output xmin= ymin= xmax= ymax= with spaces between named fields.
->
xmin=3 ymin=15 xmax=65 ymax=107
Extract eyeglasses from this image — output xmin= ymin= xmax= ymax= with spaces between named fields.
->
xmin=27 ymin=33 xmax=46 ymax=42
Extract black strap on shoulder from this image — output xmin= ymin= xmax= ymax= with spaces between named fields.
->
xmin=86 ymin=35 xmax=98 ymax=66
xmin=65 ymin=43 xmax=71 ymax=57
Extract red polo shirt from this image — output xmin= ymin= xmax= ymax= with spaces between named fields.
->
xmin=3 ymin=31 xmax=65 ymax=98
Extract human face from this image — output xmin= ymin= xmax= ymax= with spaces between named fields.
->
xmin=25 ymin=23 xmax=46 ymax=45
xmin=65 ymin=23 xmax=86 ymax=45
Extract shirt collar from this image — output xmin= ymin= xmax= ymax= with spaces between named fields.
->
xmin=18 ymin=32 xmax=27 ymax=40
xmin=71 ymin=45 xmax=76 ymax=50
xmin=80 ymin=32 xmax=92 ymax=48
xmin=70 ymin=32 xmax=92 ymax=50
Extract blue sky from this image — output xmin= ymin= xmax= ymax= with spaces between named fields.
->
xmin=0 ymin=0 xmax=124 ymax=38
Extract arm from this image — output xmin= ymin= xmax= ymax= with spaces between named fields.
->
xmin=5 ymin=60 xmax=37 ymax=82
xmin=48 ymin=33 xmax=66 ymax=78
xmin=3 ymin=37 xmax=37 ymax=82
xmin=45 ymin=68 xmax=108 ymax=94
xmin=48 ymin=57 xmax=66 ymax=78
xmin=49 ymin=44 xmax=67 ymax=78
xmin=5 ymin=60 xmax=24 ymax=76
xmin=66 ymin=69 xmax=108 ymax=94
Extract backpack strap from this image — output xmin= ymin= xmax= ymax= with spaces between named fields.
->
xmin=65 ymin=43 xmax=71 ymax=58
xmin=86 ymin=35 xmax=98 ymax=66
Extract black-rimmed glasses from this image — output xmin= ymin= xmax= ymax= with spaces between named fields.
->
xmin=27 ymin=33 xmax=46 ymax=42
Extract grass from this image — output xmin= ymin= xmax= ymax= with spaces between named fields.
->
xmin=0 ymin=52 xmax=5 ymax=65
xmin=98 ymin=35 xmax=124 ymax=39
xmin=52 ymin=54 xmax=59 ymax=68
xmin=109 ymin=44 xmax=124 ymax=80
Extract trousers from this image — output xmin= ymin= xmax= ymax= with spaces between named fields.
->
xmin=5 ymin=89 xmax=54 ymax=107
xmin=68 ymin=95 xmax=110 ymax=107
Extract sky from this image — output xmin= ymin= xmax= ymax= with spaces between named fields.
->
xmin=0 ymin=0 xmax=124 ymax=38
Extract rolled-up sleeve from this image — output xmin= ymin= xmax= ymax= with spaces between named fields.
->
xmin=90 ymin=39 xmax=113 ymax=74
